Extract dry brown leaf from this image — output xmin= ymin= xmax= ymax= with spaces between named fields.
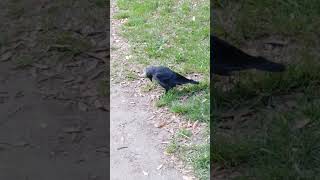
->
xmin=1 ymin=51 xmax=12 ymax=62
xmin=63 ymin=127 xmax=81 ymax=133
xmin=192 ymin=120 xmax=199 ymax=130
xmin=33 ymin=63 xmax=49 ymax=70
xmin=294 ymin=118 xmax=310 ymax=129
xmin=156 ymin=164 xmax=163 ymax=170
xmin=154 ymin=121 xmax=167 ymax=128
xmin=142 ymin=170 xmax=148 ymax=176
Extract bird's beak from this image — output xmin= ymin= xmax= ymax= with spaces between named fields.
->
xmin=139 ymin=69 xmax=147 ymax=78
xmin=138 ymin=71 xmax=146 ymax=78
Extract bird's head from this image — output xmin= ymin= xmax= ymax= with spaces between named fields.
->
xmin=140 ymin=66 xmax=155 ymax=81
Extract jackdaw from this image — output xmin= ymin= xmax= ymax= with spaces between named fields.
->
xmin=211 ymin=35 xmax=285 ymax=76
xmin=142 ymin=66 xmax=199 ymax=92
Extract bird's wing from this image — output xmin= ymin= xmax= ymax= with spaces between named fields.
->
xmin=154 ymin=72 xmax=173 ymax=83
xmin=152 ymin=72 xmax=174 ymax=90
xmin=175 ymin=72 xmax=191 ymax=80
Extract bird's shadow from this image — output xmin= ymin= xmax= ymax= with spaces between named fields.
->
xmin=211 ymin=35 xmax=286 ymax=76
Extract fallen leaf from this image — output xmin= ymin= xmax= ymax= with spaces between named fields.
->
xmin=33 ymin=63 xmax=49 ymax=70
xmin=63 ymin=127 xmax=81 ymax=133
xmin=154 ymin=121 xmax=167 ymax=128
xmin=117 ymin=146 xmax=128 ymax=150
xmin=142 ymin=170 xmax=149 ymax=176
xmin=294 ymin=118 xmax=310 ymax=129
xmin=187 ymin=120 xmax=192 ymax=127
xmin=125 ymin=55 xmax=132 ymax=60
xmin=63 ymin=77 xmax=75 ymax=83
xmin=1 ymin=51 xmax=12 ymax=62
xmin=183 ymin=176 xmax=194 ymax=180
xmin=14 ymin=141 xmax=29 ymax=147
xmin=192 ymin=120 xmax=199 ymax=130
xmin=157 ymin=164 xmax=163 ymax=170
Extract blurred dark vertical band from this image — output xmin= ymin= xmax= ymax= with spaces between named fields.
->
xmin=210 ymin=0 xmax=214 ymax=179
xmin=0 ymin=0 xmax=110 ymax=179
xmin=106 ymin=0 xmax=111 ymax=179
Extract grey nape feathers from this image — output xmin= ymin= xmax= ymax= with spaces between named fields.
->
xmin=142 ymin=66 xmax=199 ymax=92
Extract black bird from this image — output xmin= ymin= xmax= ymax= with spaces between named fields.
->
xmin=142 ymin=66 xmax=199 ymax=92
xmin=211 ymin=35 xmax=285 ymax=76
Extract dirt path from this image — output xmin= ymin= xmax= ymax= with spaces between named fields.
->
xmin=110 ymin=2 xmax=186 ymax=180
xmin=110 ymin=86 xmax=183 ymax=180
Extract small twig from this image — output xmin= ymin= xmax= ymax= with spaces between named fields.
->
xmin=87 ymin=31 xmax=106 ymax=37
xmin=0 ymin=141 xmax=29 ymax=148
xmin=89 ymin=69 xmax=104 ymax=80
xmin=117 ymin=146 xmax=128 ymax=150
xmin=84 ymin=52 xmax=106 ymax=61
xmin=178 ymin=132 xmax=191 ymax=139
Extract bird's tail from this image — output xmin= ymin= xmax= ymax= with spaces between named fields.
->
xmin=249 ymin=57 xmax=286 ymax=72
xmin=176 ymin=77 xmax=199 ymax=85
xmin=178 ymin=78 xmax=199 ymax=84
xmin=176 ymin=73 xmax=199 ymax=85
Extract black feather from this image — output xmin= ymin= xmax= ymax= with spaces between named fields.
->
xmin=144 ymin=66 xmax=199 ymax=92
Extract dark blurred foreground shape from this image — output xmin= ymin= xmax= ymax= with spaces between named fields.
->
xmin=211 ymin=35 xmax=285 ymax=76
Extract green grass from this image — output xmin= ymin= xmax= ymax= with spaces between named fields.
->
xmin=157 ymin=82 xmax=209 ymax=122
xmin=213 ymin=0 xmax=320 ymax=46
xmin=7 ymin=1 xmax=25 ymax=19
xmin=166 ymin=129 xmax=210 ymax=180
xmin=118 ymin=0 xmax=210 ymax=74
xmin=166 ymin=138 xmax=179 ymax=154
xmin=177 ymin=128 xmax=193 ymax=139
xmin=184 ymin=144 xmax=210 ymax=180
xmin=97 ymin=79 xmax=109 ymax=97
xmin=13 ymin=54 xmax=35 ymax=68
xmin=38 ymin=30 xmax=94 ymax=58
xmin=213 ymin=0 xmax=320 ymax=179
xmin=115 ymin=0 xmax=210 ymax=178
xmin=93 ymin=0 xmax=106 ymax=8
xmin=212 ymin=81 xmax=320 ymax=179
xmin=141 ymin=82 xmax=157 ymax=92
xmin=125 ymin=70 xmax=138 ymax=81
